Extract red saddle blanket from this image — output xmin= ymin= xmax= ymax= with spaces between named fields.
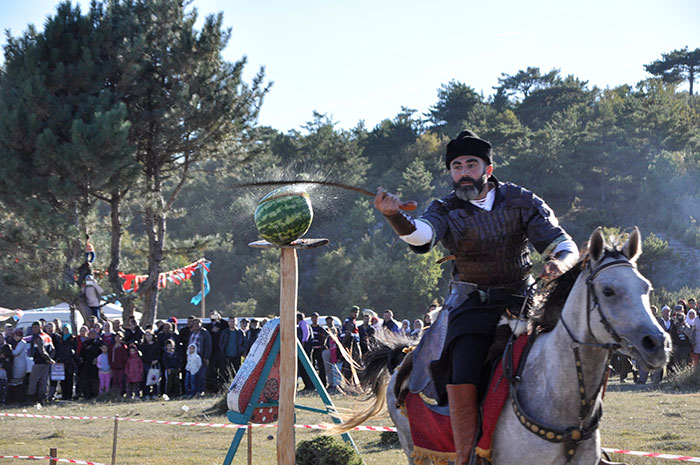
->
xmin=405 ymin=333 xmax=529 ymax=465
xmin=475 ymin=333 xmax=528 ymax=461
xmin=405 ymin=392 xmax=455 ymax=465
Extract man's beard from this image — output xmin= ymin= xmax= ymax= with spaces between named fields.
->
xmin=453 ymin=173 xmax=487 ymax=201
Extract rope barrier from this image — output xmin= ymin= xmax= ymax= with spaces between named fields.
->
xmin=0 ymin=456 xmax=108 ymax=465
xmin=602 ymin=448 xmax=700 ymax=463
xmin=5 ymin=412 xmax=700 ymax=461
xmin=0 ymin=412 xmax=396 ymax=431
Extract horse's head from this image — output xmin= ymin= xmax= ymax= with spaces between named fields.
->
xmin=584 ymin=227 xmax=671 ymax=370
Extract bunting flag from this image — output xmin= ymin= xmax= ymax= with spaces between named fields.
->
xmin=0 ymin=307 xmax=23 ymax=320
xmin=190 ymin=261 xmax=210 ymax=306
xmin=118 ymin=259 xmax=211 ymax=293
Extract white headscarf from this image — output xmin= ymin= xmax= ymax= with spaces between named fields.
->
xmin=686 ymin=309 xmax=696 ymax=327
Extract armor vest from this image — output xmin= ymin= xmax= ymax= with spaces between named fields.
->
xmin=441 ymin=187 xmax=532 ymax=290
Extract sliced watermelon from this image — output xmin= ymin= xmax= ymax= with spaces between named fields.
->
xmin=254 ymin=186 xmax=313 ymax=245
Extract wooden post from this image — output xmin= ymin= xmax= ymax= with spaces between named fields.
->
xmin=247 ymin=422 xmax=253 ymax=465
xmin=111 ymin=415 xmax=119 ymax=465
xmin=278 ymin=247 xmax=298 ymax=465
xmin=248 ymin=238 xmax=329 ymax=465
xmin=200 ymin=262 xmax=206 ymax=319
xmin=49 ymin=447 xmax=57 ymax=465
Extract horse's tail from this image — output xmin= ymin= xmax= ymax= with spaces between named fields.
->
xmin=329 ymin=333 xmax=414 ymax=434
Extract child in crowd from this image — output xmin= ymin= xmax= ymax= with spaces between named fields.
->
xmin=110 ymin=332 xmax=128 ymax=396
xmin=97 ymin=344 xmax=111 ymax=394
xmin=85 ymin=235 xmax=95 ymax=263
xmin=124 ymin=344 xmax=143 ymax=399
xmin=185 ymin=343 xmax=201 ymax=398
xmin=162 ymin=339 xmax=181 ymax=398
xmin=140 ymin=330 xmax=161 ymax=400
xmin=326 ymin=327 xmax=342 ymax=391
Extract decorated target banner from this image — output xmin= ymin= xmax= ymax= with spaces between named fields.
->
xmin=227 ymin=318 xmax=281 ymax=423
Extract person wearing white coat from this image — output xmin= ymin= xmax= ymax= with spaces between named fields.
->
xmin=9 ymin=330 xmax=29 ymax=403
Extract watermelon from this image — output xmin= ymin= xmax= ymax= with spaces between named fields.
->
xmin=254 ymin=186 xmax=313 ymax=245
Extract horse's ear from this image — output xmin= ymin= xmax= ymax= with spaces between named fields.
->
xmin=588 ymin=227 xmax=605 ymax=262
xmin=622 ymin=227 xmax=642 ymax=263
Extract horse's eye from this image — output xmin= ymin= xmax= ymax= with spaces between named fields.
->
xmin=602 ymin=287 xmax=615 ymax=297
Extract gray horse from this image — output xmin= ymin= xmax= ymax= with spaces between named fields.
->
xmin=335 ymin=228 xmax=670 ymax=465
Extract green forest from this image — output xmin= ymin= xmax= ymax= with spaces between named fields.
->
xmin=1 ymin=1 xmax=700 ymax=325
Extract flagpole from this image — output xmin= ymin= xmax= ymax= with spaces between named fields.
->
xmin=200 ymin=260 xmax=206 ymax=318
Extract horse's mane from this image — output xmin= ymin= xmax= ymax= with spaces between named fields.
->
xmin=528 ymin=246 xmax=624 ymax=334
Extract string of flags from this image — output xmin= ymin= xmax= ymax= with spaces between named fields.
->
xmin=118 ymin=259 xmax=211 ymax=305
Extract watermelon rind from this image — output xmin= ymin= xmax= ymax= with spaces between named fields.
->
xmin=254 ymin=187 xmax=313 ymax=245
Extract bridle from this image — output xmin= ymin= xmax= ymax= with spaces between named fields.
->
xmin=560 ymin=256 xmax=635 ymax=351
xmin=508 ymin=255 xmax=636 ymax=465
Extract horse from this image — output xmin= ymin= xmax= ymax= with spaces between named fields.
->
xmin=333 ymin=227 xmax=671 ymax=465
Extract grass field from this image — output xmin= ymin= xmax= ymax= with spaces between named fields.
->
xmin=1 ymin=380 xmax=699 ymax=465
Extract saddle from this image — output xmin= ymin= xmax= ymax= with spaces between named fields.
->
xmin=401 ymin=322 xmax=530 ymax=465
xmin=401 ymin=280 xmax=531 ymax=464
xmin=406 ymin=281 xmax=476 ymax=415
xmin=406 ymin=280 xmax=526 ymax=412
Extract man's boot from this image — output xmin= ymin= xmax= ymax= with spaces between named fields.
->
xmin=447 ymin=384 xmax=479 ymax=465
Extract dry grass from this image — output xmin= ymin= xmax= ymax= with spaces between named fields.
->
xmin=0 ymin=390 xmax=404 ymax=465
xmin=601 ymin=379 xmax=700 ymax=464
xmin=1 ymin=383 xmax=699 ymax=464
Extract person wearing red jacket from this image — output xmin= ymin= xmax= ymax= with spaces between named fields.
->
xmin=109 ymin=332 xmax=128 ymax=396
xmin=124 ymin=344 xmax=144 ymax=399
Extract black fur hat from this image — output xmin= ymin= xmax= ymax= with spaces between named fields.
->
xmin=445 ymin=130 xmax=492 ymax=169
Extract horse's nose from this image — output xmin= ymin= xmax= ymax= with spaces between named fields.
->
xmin=640 ymin=331 xmax=669 ymax=355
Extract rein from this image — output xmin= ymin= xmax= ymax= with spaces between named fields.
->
xmin=507 ymin=257 xmax=635 ymax=465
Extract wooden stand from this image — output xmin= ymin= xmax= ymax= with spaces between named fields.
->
xmin=222 ymin=334 xmax=357 ymax=464
xmin=221 ymin=238 xmax=355 ymax=465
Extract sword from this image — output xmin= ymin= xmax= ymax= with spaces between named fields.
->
xmin=232 ymin=180 xmax=417 ymax=211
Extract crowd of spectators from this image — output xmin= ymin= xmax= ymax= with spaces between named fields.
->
xmin=296 ymin=303 xmax=437 ymax=393
xmin=0 ymin=298 xmax=443 ymax=404
xmin=611 ymin=297 xmax=700 ymax=384
xmin=0 ymin=311 xmax=265 ymax=405
xmin=4 ymin=293 xmax=696 ymax=405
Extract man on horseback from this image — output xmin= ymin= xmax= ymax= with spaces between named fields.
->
xmin=375 ymin=130 xmax=579 ymax=464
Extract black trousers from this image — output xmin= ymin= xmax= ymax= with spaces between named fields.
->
xmin=60 ymin=367 xmax=75 ymax=400
xmin=310 ymin=348 xmax=326 ymax=386
xmin=299 ymin=343 xmax=313 ymax=390
xmin=450 ymin=334 xmax=495 ymax=386
xmin=432 ymin=291 xmax=515 ymax=404
xmin=225 ymin=356 xmax=241 ymax=377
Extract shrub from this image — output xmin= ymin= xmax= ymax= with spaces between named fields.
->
xmin=207 ymin=393 xmax=228 ymax=415
xmin=379 ymin=430 xmax=401 ymax=447
xmin=295 ymin=435 xmax=363 ymax=465
xmin=668 ymin=364 xmax=700 ymax=392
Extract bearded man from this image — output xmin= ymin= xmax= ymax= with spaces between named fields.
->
xmin=375 ymin=130 xmax=579 ymax=465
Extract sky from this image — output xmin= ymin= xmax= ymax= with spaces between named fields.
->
xmin=2 ymin=0 xmax=700 ymax=132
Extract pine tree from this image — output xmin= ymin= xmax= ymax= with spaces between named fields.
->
xmin=0 ymin=2 xmax=133 ymax=313
xmin=645 ymin=47 xmax=700 ymax=96
xmin=95 ymin=0 xmax=269 ymax=324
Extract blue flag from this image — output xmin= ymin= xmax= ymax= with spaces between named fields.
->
xmin=190 ymin=262 xmax=211 ymax=306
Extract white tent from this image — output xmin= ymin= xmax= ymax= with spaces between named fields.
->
xmin=16 ymin=302 xmax=142 ymax=330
